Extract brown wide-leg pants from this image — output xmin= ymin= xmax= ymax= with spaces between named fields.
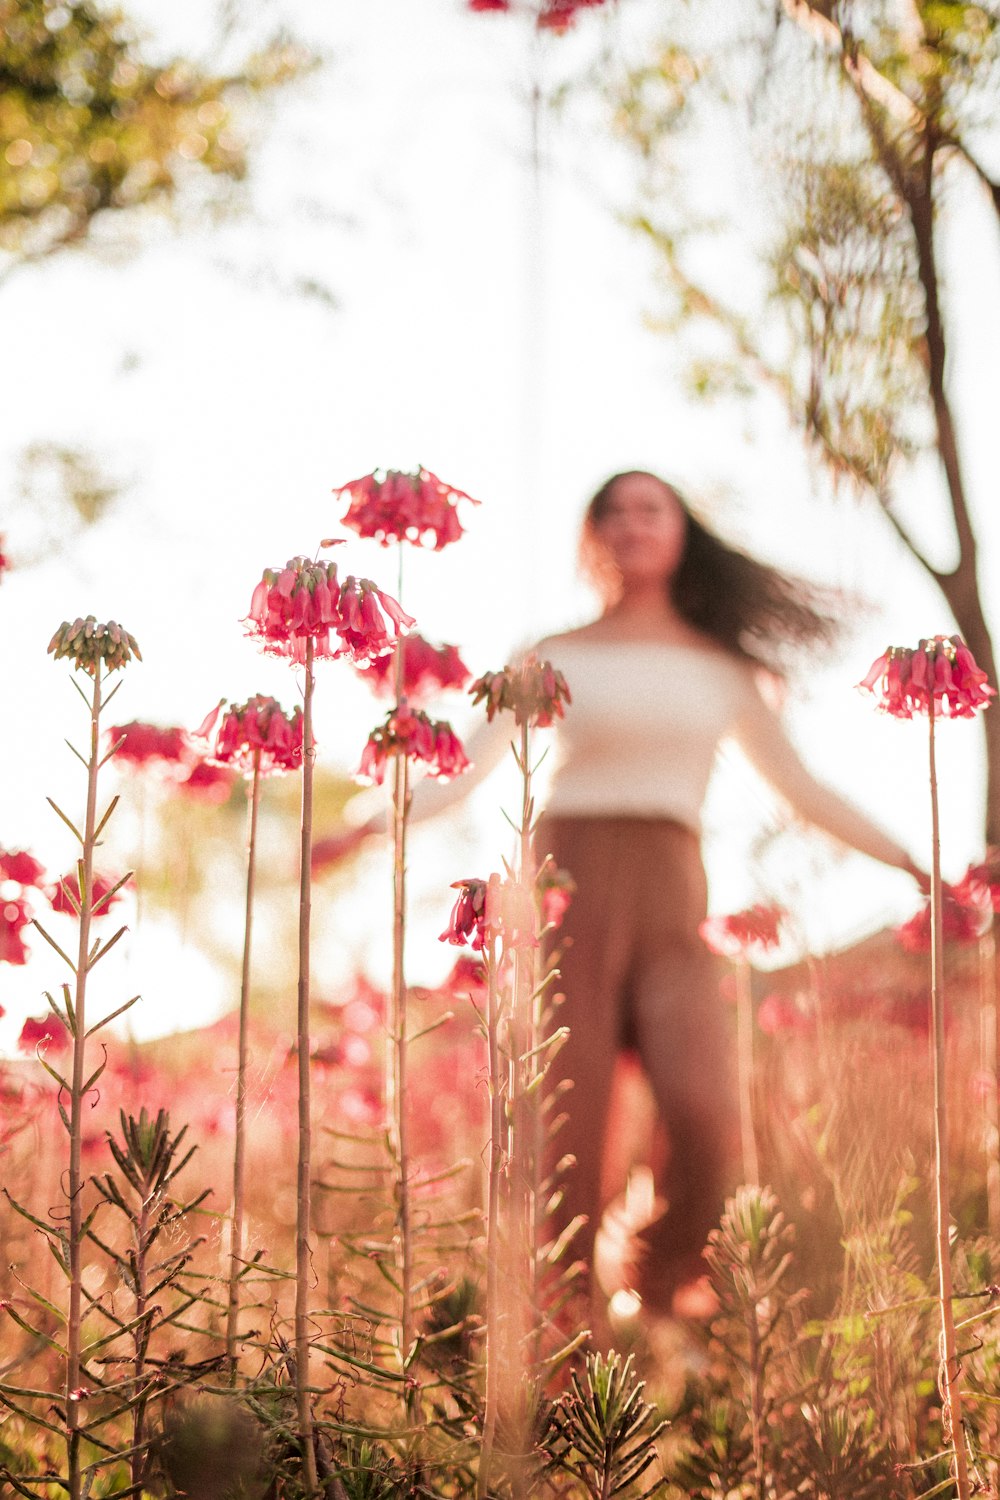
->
xmin=536 ymin=815 xmax=736 ymax=1310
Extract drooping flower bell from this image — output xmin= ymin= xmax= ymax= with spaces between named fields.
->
xmin=108 ymin=721 xmax=190 ymax=770
xmin=0 ymin=848 xmax=45 ymax=889
xmin=245 ymin=557 xmax=414 ymax=666
xmin=538 ymin=864 xmax=575 ymax=930
xmin=355 ymin=633 xmax=470 ymax=705
xmin=439 ymin=877 xmax=491 ymax=950
xmin=334 ymin=467 xmax=480 ymax=551
xmin=894 ymin=887 xmax=986 ymax=953
xmin=467 ymin=0 xmax=609 ymax=29
xmin=1 ymin=897 xmax=33 ymax=965
xmin=700 ymin=903 xmax=786 ymax=959
xmin=174 ymin=760 xmax=238 ymax=804
xmin=858 ymin=636 xmax=995 ymax=720
xmin=469 ymin=653 xmax=572 ymax=728
xmin=194 ymin=694 xmax=305 ymax=776
xmin=357 ymin=703 xmax=470 ymax=786
xmin=955 ymin=848 xmax=1000 ymax=914
xmin=18 ymin=1014 xmax=71 ymax=1054
xmin=48 ymin=616 xmax=141 ymax=676
xmin=49 ymin=870 xmax=129 ymax=918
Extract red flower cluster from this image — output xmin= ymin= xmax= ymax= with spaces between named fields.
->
xmin=357 ymin=704 xmax=470 ymax=785
xmin=858 ymin=636 xmax=995 ymax=720
xmin=50 ymin=870 xmax=128 ymax=918
xmin=1 ymin=898 xmax=33 ymax=965
xmin=174 ymin=761 xmax=237 ymax=804
xmin=469 ymin=653 xmax=571 ymax=728
xmin=0 ymin=848 xmax=45 ymax=888
xmin=538 ymin=863 xmax=574 ymax=931
xmin=468 ymin=0 xmax=609 ymax=29
xmin=894 ymin=888 xmax=986 ymax=953
xmin=0 ymin=534 xmax=8 ymax=582
xmin=440 ymin=878 xmax=491 ymax=950
xmin=956 ymin=848 xmax=1000 ymax=913
xmin=757 ymin=993 xmax=813 ymax=1037
xmin=357 ymin=633 xmax=471 ymax=704
xmin=439 ymin=874 xmax=537 ymax=951
xmin=195 ymin=694 xmax=304 ymax=776
xmin=700 ymin=903 xmax=786 ymax=958
xmin=109 ymin=721 xmax=190 ymax=768
xmin=246 ymin=557 xmax=414 ymax=666
xmin=335 ymin=468 xmax=479 ymax=551
xmin=48 ymin=616 xmax=141 ymax=676
xmin=18 ymin=1014 xmax=71 ymax=1054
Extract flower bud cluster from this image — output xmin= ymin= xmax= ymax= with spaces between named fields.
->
xmin=700 ymin=903 xmax=785 ymax=958
xmin=47 ymin=617 xmax=141 ymax=676
xmin=195 ymin=694 xmax=304 ymax=776
xmin=357 ymin=633 xmax=470 ymax=704
xmin=245 ymin=558 xmax=414 ymax=666
xmin=469 ymin=653 xmax=572 ymax=728
xmin=357 ymin=703 xmax=470 ymax=785
xmin=335 ymin=467 xmax=479 ymax=551
xmin=858 ymin=636 xmax=995 ymax=719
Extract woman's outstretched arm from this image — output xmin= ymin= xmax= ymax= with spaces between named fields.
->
xmin=731 ymin=670 xmax=925 ymax=882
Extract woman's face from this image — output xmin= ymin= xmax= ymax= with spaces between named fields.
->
xmin=593 ymin=473 xmax=687 ymax=587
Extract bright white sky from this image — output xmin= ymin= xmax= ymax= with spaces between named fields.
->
xmin=2 ymin=0 xmax=998 ymax=1041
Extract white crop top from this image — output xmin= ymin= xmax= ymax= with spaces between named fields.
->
xmin=355 ymin=635 xmax=911 ymax=872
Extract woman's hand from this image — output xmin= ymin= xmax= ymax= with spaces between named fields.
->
xmin=900 ymin=854 xmax=931 ymax=895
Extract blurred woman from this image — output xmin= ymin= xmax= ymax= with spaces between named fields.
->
xmin=330 ymin=470 xmax=923 ymax=1318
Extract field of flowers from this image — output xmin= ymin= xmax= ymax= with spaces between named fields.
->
xmin=3 ymin=468 xmax=1000 ymax=1500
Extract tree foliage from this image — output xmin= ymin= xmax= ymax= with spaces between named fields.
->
xmin=613 ymin=0 xmax=1000 ymax=837
xmin=0 ymin=0 xmax=303 ymax=270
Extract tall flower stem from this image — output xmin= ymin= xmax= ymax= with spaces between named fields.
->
xmin=295 ymin=640 xmax=319 ymax=1496
xmin=928 ymin=700 xmax=971 ymax=1500
xmin=390 ymin=746 xmax=414 ymax=1391
xmin=65 ymin=665 xmax=104 ymax=1500
xmin=478 ymin=932 xmax=504 ymax=1500
xmin=735 ymin=958 xmax=759 ymax=1187
xmin=514 ymin=719 xmax=542 ymax=1354
xmin=389 ymin=544 xmax=415 ymax=1409
xmin=978 ymin=921 xmax=1000 ymax=1237
xmin=226 ymin=749 xmax=262 ymax=1372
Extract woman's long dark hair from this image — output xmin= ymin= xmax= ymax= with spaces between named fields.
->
xmin=581 ymin=471 xmax=839 ymax=674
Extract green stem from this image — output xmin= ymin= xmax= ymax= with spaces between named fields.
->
xmin=736 ymin=959 xmax=759 ymax=1186
xmin=227 ymin=751 xmax=261 ymax=1373
xmin=478 ymin=935 xmax=503 ymax=1500
xmin=928 ymin=700 xmax=971 ymax=1500
xmin=296 ymin=641 xmax=319 ymax=1497
xmin=66 ymin=666 xmax=103 ymax=1500
xmin=389 ymin=542 xmax=416 ymax=1419
xmin=390 ymin=747 xmax=414 ymax=1392
xmin=979 ymin=923 xmax=1000 ymax=1238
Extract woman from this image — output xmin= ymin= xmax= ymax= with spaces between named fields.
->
xmin=333 ymin=469 xmax=923 ymax=1316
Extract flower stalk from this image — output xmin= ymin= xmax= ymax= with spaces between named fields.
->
xmin=478 ymin=921 xmax=505 ymax=1500
xmin=64 ymin=664 xmax=103 ymax=1500
xmin=927 ymin=699 xmax=971 ymax=1500
xmin=735 ymin=958 xmax=760 ymax=1187
xmin=295 ymin=638 xmax=319 ymax=1496
xmin=226 ymin=748 xmax=261 ymax=1371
